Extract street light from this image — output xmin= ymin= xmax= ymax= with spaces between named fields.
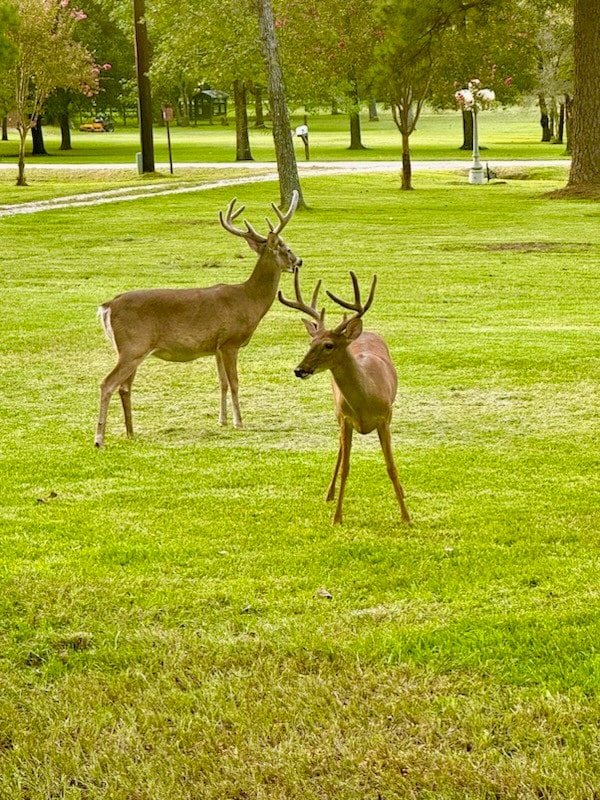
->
xmin=455 ymin=80 xmax=495 ymax=185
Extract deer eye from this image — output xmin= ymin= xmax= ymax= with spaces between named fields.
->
xmin=324 ymin=342 xmax=334 ymax=350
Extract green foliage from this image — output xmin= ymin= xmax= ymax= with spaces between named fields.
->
xmin=0 ymin=168 xmax=599 ymax=796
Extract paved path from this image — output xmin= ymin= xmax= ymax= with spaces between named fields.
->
xmin=0 ymin=159 xmax=570 ymax=219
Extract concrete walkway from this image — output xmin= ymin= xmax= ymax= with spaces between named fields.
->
xmin=0 ymin=159 xmax=570 ymax=219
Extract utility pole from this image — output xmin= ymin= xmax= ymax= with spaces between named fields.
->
xmin=133 ymin=0 xmax=154 ymax=173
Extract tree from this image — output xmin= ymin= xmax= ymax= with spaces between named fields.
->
xmin=566 ymin=0 xmax=599 ymax=188
xmin=7 ymin=0 xmax=97 ymax=186
xmin=0 ymin=1 xmax=19 ymax=139
xmin=255 ymin=0 xmax=304 ymax=208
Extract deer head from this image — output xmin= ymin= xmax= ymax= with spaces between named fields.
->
xmin=219 ymin=190 xmax=301 ymax=272
xmin=279 ymin=270 xmax=377 ymax=378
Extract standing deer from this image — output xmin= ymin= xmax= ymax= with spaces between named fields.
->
xmin=279 ymin=269 xmax=411 ymax=525
xmin=95 ymin=191 xmax=301 ymax=448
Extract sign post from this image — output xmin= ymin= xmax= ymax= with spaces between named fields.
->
xmin=161 ymin=105 xmax=174 ymax=174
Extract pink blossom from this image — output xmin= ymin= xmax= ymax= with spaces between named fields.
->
xmin=91 ymin=66 xmax=100 ymax=75
xmin=102 ymin=63 xmax=112 ymax=70
xmin=70 ymin=9 xmax=87 ymax=19
xmin=60 ymin=0 xmax=70 ymax=6
xmin=504 ymin=76 xmax=513 ymax=85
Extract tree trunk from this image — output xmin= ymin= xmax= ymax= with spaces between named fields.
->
xmin=568 ymin=0 xmax=600 ymax=186
xmin=401 ymin=131 xmax=412 ymax=190
xmin=347 ymin=77 xmax=365 ymax=150
xmin=538 ymin=94 xmax=553 ymax=142
xmin=348 ymin=111 xmax=365 ymax=150
xmin=368 ymin=98 xmax=379 ymax=121
xmin=565 ymin=94 xmax=573 ymax=154
xmin=233 ymin=79 xmax=253 ymax=161
xmin=31 ymin=119 xmax=47 ymax=155
xmin=1 ymin=116 xmax=7 ymax=141
xmin=460 ymin=109 xmax=473 ymax=150
xmin=58 ymin=113 xmax=72 ymax=150
xmin=16 ymin=128 xmax=27 ymax=186
xmin=255 ymin=0 xmax=305 ymax=209
xmin=254 ymin=86 xmax=265 ymax=127
xmin=555 ymin=102 xmax=565 ymax=145
xmin=133 ymin=0 xmax=155 ymax=173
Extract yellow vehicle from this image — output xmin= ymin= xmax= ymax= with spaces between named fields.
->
xmin=79 ymin=116 xmax=114 ymax=133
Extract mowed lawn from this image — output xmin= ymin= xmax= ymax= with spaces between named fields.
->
xmin=0 ymin=168 xmax=599 ymax=799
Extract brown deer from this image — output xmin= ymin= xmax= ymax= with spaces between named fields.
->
xmin=279 ymin=269 xmax=411 ymax=525
xmin=95 ymin=191 xmax=301 ymax=448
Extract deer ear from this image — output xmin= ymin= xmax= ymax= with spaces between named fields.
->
xmin=303 ymin=318 xmax=319 ymax=338
xmin=245 ymin=237 xmax=264 ymax=254
xmin=344 ymin=318 xmax=363 ymax=341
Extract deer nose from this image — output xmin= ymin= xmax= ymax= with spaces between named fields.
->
xmin=294 ymin=367 xmax=311 ymax=379
xmin=295 ymin=258 xmax=303 ymax=267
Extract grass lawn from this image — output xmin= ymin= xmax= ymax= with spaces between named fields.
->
xmin=0 ymin=104 xmax=570 ymax=167
xmin=0 ymin=168 xmax=599 ymax=798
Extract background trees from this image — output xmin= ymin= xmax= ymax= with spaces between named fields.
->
xmin=6 ymin=0 xmax=98 ymax=185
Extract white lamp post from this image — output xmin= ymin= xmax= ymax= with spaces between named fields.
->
xmin=469 ymin=105 xmax=484 ymax=184
xmin=455 ymin=80 xmax=495 ymax=185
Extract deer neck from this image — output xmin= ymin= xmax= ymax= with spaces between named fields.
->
xmin=329 ymin=350 xmax=368 ymax=412
xmin=244 ymin=253 xmax=280 ymax=309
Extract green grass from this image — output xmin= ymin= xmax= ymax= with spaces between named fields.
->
xmin=0 ymin=105 xmax=570 ymax=167
xmin=1 ymin=169 xmax=599 ymax=798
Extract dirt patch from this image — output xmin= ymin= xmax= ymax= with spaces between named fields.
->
xmin=483 ymin=242 xmax=591 ymax=252
xmin=546 ymin=183 xmax=600 ymax=200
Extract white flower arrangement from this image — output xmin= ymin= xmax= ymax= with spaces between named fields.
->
xmin=455 ymin=79 xmax=496 ymax=111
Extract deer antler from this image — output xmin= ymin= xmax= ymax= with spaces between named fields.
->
xmin=327 ymin=271 xmax=377 ymax=334
xmin=278 ymin=266 xmax=325 ymax=327
xmin=265 ymin=190 xmax=299 ymax=234
xmin=219 ymin=197 xmax=268 ymax=244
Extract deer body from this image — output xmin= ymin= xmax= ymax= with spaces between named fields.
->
xmin=280 ymin=270 xmax=410 ymax=525
xmin=95 ymin=193 xmax=300 ymax=448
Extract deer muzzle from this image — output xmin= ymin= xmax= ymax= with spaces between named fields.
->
xmin=294 ymin=366 xmax=312 ymax=379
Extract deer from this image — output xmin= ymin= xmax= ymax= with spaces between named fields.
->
xmin=94 ymin=190 xmax=301 ymax=448
xmin=278 ymin=269 xmax=411 ymax=525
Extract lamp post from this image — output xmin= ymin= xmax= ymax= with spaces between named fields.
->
xmin=469 ymin=105 xmax=484 ymax=184
xmin=455 ymin=80 xmax=495 ymax=185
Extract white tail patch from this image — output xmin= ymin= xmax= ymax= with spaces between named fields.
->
xmin=98 ymin=305 xmax=117 ymax=353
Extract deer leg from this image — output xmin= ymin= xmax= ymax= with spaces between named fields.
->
xmin=215 ymin=352 xmax=229 ymax=426
xmin=332 ymin=420 xmax=353 ymax=525
xmin=326 ymin=425 xmax=344 ymax=502
xmin=377 ymin=423 xmax=411 ymax=524
xmin=219 ymin=347 xmax=243 ymax=429
xmin=95 ymin=356 xmax=145 ymax=448
xmin=118 ymin=369 xmax=137 ymax=438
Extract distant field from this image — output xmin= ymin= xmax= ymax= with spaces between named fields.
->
xmin=0 ymin=169 xmax=598 ymax=798
xmin=0 ymin=104 xmax=570 ymax=166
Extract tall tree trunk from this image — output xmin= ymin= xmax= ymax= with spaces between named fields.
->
xmin=368 ymin=98 xmax=379 ymax=121
xmin=568 ymin=0 xmax=600 ymax=186
xmin=1 ymin=116 xmax=7 ymax=141
xmin=348 ymin=111 xmax=365 ymax=150
xmin=347 ymin=77 xmax=365 ymax=150
xmin=255 ymin=0 xmax=305 ymax=209
xmin=254 ymin=86 xmax=265 ymax=127
xmin=58 ymin=113 xmax=72 ymax=150
xmin=555 ymin=102 xmax=565 ymax=145
xmin=16 ymin=127 xmax=27 ymax=186
xmin=233 ymin=79 xmax=253 ymax=161
xmin=133 ymin=0 xmax=155 ymax=173
xmin=31 ymin=119 xmax=47 ymax=155
xmin=460 ymin=109 xmax=473 ymax=150
xmin=538 ymin=94 xmax=553 ymax=142
xmin=401 ymin=131 xmax=412 ymax=190
xmin=565 ymin=94 xmax=573 ymax=154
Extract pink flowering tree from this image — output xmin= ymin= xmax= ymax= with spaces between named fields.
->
xmin=7 ymin=0 xmax=97 ymax=185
